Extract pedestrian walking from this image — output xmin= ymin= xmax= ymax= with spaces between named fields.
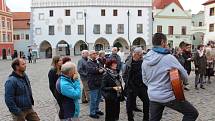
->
xmin=86 ymin=50 xmax=105 ymax=119
xmin=194 ymin=45 xmax=207 ymax=89
xmin=123 ymin=47 xmax=149 ymax=121
xmin=5 ymin=58 xmax=40 ymax=121
xmin=102 ymin=58 xmax=124 ymax=121
xmin=142 ymin=33 xmax=198 ymax=121
xmin=56 ymin=62 xmax=81 ymax=121
xmin=77 ymin=50 xmax=90 ymax=103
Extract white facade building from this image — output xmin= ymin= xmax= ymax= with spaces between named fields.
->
xmin=31 ymin=0 xmax=152 ymax=58
xmin=203 ymin=0 xmax=215 ymax=44
xmin=191 ymin=11 xmax=206 ymax=49
xmin=13 ymin=12 xmax=31 ymax=58
xmin=153 ymin=0 xmax=192 ymax=48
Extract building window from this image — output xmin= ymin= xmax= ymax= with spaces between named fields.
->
xmin=16 ymin=35 xmax=20 ymax=40
xmin=35 ymin=28 xmax=41 ymax=35
xmin=65 ymin=10 xmax=70 ymax=16
xmin=7 ymin=21 xmax=11 ymax=30
xmin=93 ymin=24 xmax=100 ymax=34
xmin=13 ymin=35 xmax=16 ymax=40
xmin=210 ymin=8 xmax=214 ymax=16
xmin=3 ymin=34 xmax=6 ymax=42
xmin=21 ymin=34 xmax=24 ymax=39
xmin=106 ymin=24 xmax=112 ymax=34
xmin=138 ymin=10 xmax=142 ymax=16
xmin=77 ymin=12 xmax=83 ymax=19
xmin=39 ymin=13 xmax=44 ymax=20
xmin=78 ymin=25 xmax=84 ymax=35
xmin=2 ymin=19 xmax=5 ymax=28
xmin=65 ymin=25 xmax=71 ymax=35
xmin=118 ymin=24 xmax=124 ymax=34
xmin=182 ymin=26 xmax=187 ymax=35
xmin=199 ymin=22 xmax=203 ymax=27
xmin=49 ymin=10 xmax=54 ymax=17
xmin=168 ymin=26 xmax=174 ymax=35
xmin=209 ymin=24 xmax=214 ymax=32
xmin=101 ymin=9 xmax=105 ymax=16
xmin=113 ymin=10 xmax=118 ymax=16
xmin=26 ymin=34 xmax=29 ymax=40
xmin=157 ymin=25 xmax=162 ymax=33
xmin=8 ymin=34 xmax=11 ymax=42
xmin=49 ymin=26 xmax=55 ymax=35
xmin=137 ymin=24 xmax=143 ymax=33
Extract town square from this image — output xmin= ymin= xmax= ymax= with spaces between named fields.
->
xmin=0 ymin=0 xmax=215 ymax=121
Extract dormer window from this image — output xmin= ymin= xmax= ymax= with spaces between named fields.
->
xmin=172 ymin=9 xmax=175 ymax=13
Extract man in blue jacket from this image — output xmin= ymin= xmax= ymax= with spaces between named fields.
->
xmin=5 ymin=58 xmax=40 ymax=121
xmin=142 ymin=33 xmax=198 ymax=121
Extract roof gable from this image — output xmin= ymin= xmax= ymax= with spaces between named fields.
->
xmin=153 ymin=0 xmax=183 ymax=10
xmin=154 ymin=3 xmax=190 ymax=18
xmin=203 ymin=0 xmax=215 ymax=5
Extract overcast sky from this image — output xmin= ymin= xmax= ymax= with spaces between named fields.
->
xmin=6 ymin=0 xmax=207 ymax=14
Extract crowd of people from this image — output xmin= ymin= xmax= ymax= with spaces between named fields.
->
xmin=4 ymin=32 xmax=215 ymax=121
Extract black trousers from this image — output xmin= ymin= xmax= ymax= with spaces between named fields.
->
xmin=126 ymin=87 xmax=149 ymax=121
xmin=105 ymin=98 xmax=120 ymax=121
xmin=149 ymin=100 xmax=199 ymax=121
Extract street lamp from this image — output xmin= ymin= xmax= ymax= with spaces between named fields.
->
xmin=84 ymin=12 xmax=89 ymax=50
xmin=127 ymin=10 xmax=131 ymax=50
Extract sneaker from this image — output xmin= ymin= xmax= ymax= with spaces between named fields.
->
xmin=200 ymin=86 xmax=205 ymax=89
xmin=89 ymin=114 xmax=99 ymax=119
xmin=184 ymin=87 xmax=190 ymax=91
xmin=96 ymin=111 xmax=104 ymax=115
xmin=195 ymin=85 xmax=199 ymax=90
xmin=133 ymin=107 xmax=142 ymax=112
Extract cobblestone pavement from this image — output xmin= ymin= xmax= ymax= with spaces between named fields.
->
xmin=0 ymin=57 xmax=215 ymax=121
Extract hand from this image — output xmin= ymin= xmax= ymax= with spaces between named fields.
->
xmin=187 ymin=58 xmax=192 ymax=61
xmin=113 ymin=86 xmax=121 ymax=91
xmin=195 ymin=68 xmax=198 ymax=70
xmin=99 ymin=69 xmax=104 ymax=73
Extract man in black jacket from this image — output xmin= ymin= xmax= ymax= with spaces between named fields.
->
xmin=109 ymin=47 xmax=122 ymax=73
xmin=87 ymin=50 xmax=105 ymax=119
xmin=78 ymin=50 xmax=89 ymax=103
xmin=5 ymin=58 xmax=40 ymax=121
xmin=122 ymin=47 xmax=149 ymax=121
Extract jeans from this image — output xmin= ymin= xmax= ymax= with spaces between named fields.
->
xmin=89 ymin=89 xmax=101 ymax=115
xmin=195 ymin=74 xmax=204 ymax=87
xmin=149 ymin=100 xmax=198 ymax=121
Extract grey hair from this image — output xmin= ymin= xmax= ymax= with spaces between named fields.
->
xmin=61 ymin=62 xmax=76 ymax=74
xmin=89 ymin=50 xmax=96 ymax=55
xmin=82 ymin=50 xmax=88 ymax=54
xmin=133 ymin=47 xmax=143 ymax=53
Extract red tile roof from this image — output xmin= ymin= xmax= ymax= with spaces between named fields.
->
xmin=153 ymin=0 xmax=184 ymax=10
xmin=13 ymin=12 xmax=30 ymax=29
xmin=0 ymin=0 xmax=10 ymax=12
xmin=202 ymin=0 xmax=215 ymax=5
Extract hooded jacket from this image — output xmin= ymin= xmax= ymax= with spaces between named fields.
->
xmin=142 ymin=48 xmax=188 ymax=103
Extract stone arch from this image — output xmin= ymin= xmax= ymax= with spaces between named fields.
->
xmin=74 ymin=40 xmax=88 ymax=55
xmin=132 ymin=37 xmax=146 ymax=50
xmin=56 ymin=40 xmax=70 ymax=56
xmin=113 ymin=37 xmax=129 ymax=52
xmin=39 ymin=40 xmax=52 ymax=58
xmin=94 ymin=37 xmax=110 ymax=51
